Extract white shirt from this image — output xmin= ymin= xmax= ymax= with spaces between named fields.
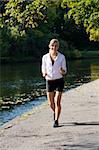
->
xmin=42 ymin=52 xmax=67 ymax=80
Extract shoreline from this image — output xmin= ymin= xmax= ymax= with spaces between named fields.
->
xmin=1 ymin=53 xmax=99 ymax=64
xmin=0 ymin=79 xmax=99 ymax=150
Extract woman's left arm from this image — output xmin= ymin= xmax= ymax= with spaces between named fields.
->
xmin=60 ymin=55 xmax=67 ymax=75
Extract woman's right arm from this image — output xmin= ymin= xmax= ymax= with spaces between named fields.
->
xmin=41 ymin=56 xmax=47 ymax=78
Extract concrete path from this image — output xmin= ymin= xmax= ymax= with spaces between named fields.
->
xmin=0 ymin=79 xmax=99 ymax=150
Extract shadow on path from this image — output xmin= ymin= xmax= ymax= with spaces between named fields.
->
xmin=60 ymin=121 xmax=99 ymax=127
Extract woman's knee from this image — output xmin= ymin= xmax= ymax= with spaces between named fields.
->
xmin=55 ymin=100 xmax=61 ymax=107
xmin=55 ymin=95 xmax=62 ymax=107
xmin=49 ymin=101 xmax=55 ymax=107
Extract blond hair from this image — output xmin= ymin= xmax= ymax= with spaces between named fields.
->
xmin=49 ymin=39 xmax=59 ymax=48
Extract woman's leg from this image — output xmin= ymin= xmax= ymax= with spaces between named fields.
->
xmin=47 ymin=92 xmax=55 ymax=113
xmin=55 ymin=91 xmax=62 ymax=121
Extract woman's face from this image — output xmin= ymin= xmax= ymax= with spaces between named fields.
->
xmin=49 ymin=42 xmax=59 ymax=52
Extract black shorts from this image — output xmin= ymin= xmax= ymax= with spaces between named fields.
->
xmin=46 ymin=78 xmax=64 ymax=92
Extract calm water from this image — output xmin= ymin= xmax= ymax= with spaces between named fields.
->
xmin=0 ymin=59 xmax=99 ymax=97
xmin=0 ymin=59 xmax=99 ymax=126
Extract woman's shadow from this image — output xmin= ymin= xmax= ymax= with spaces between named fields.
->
xmin=58 ymin=121 xmax=99 ymax=127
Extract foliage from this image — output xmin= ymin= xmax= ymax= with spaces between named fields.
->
xmin=0 ymin=0 xmax=48 ymax=36
xmin=0 ymin=0 xmax=99 ymax=61
xmin=62 ymin=0 xmax=99 ymax=41
xmin=0 ymin=28 xmax=11 ymax=56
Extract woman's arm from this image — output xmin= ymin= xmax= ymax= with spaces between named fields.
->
xmin=41 ymin=56 xmax=47 ymax=77
xmin=60 ymin=55 xmax=67 ymax=75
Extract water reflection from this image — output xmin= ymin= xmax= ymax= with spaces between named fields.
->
xmin=0 ymin=62 xmax=42 ymax=97
xmin=0 ymin=59 xmax=99 ymax=97
xmin=66 ymin=59 xmax=99 ymax=85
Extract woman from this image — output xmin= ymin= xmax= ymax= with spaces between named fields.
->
xmin=42 ymin=39 xmax=67 ymax=127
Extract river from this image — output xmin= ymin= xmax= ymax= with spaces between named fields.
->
xmin=0 ymin=59 xmax=99 ymax=126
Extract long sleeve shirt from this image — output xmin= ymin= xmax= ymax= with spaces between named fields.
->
xmin=42 ymin=52 xmax=67 ymax=80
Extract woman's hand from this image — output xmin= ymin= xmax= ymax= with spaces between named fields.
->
xmin=42 ymin=72 xmax=47 ymax=77
xmin=60 ymin=67 xmax=65 ymax=75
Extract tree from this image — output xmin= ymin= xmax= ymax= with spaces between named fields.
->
xmin=62 ymin=0 xmax=99 ymax=41
xmin=0 ymin=0 xmax=48 ymax=36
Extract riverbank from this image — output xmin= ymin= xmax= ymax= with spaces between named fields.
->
xmin=0 ymin=88 xmax=46 ymax=111
xmin=0 ymin=79 xmax=99 ymax=150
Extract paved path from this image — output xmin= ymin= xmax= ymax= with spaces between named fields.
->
xmin=0 ymin=79 xmax=99 ymax=150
